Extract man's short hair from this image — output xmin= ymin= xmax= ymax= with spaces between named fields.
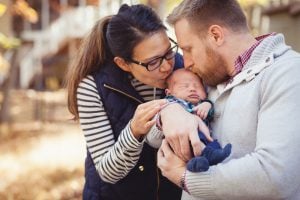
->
xmin=167 ymin=0 xmax=249 ymax=35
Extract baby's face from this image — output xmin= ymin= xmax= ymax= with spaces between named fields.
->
xmin=167 ymin=70 xmax=207 ymax=104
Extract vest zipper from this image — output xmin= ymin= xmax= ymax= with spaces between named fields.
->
xmin=103 ymin=84 xmax=143 ymax=104
xmin=105 ymin=83 xmax=160 ymax=199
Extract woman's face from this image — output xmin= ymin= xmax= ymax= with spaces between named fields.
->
xmin=127 ymin=31 xmax=175 ymax=88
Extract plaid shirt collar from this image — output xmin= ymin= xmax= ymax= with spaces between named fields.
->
xmin=233 ymin=33 xmax=276 ymax=77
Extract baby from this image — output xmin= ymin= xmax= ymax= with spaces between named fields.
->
xmin=153 ymin=68 xmax=232 ymax=172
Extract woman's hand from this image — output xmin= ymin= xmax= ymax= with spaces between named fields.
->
xmin=130 ymin=99 xmax=167 ymax=139
xmin=157 ymin=139 xmax=186 ymax=187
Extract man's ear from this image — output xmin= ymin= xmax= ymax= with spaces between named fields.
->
xmin=114 ymin=57 xmax=131 ymax=72
xmin=207 ymin=25 xmax=224 ymax=46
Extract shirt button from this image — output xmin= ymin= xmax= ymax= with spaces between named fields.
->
xmin=139 ymin=165 xmax=144 ymax=171
xmin=265 ymin=57 xmax=270 ymax=63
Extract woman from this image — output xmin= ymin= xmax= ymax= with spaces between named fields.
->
xmin=66 ymin=4 xmax=183 ymax=200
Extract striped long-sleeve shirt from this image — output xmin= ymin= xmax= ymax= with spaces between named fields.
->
xmin=77 ymin=75 xmax=164 ymax=183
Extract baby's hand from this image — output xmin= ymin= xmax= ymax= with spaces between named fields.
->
xmin=193 ymin=102 xmax=212 ymax=120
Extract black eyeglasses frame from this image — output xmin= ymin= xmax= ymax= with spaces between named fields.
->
xmin=126 ymin=38 xmax=178 ymax=71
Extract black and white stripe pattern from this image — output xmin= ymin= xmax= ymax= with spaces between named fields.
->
xmin=130 ymin=77 xmax=164 ymax=101
xmin=77 ymin=75 xmax=164 ymax=183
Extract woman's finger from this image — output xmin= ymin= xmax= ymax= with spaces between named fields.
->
xmin=145 ymin=117 xmax=156 ymax=129
xmin=135 ymin=100 xmax=167 ymax=120
xmin=137 ymin=103 xmax=161 ymax=119
xmin=138 ymin=99 xmax=167 ymax=109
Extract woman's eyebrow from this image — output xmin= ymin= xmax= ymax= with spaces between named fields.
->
xmin=143 ymin=43 xmax=172 ymax=62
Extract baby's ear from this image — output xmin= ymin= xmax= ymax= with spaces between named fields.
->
xmin=165 ymin=89 xmax=171 ymax=95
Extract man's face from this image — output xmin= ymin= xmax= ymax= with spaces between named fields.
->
xmin=174 ymin=19 xmax=230 ymax=86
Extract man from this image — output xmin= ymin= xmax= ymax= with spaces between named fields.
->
xmin=157 ymin=0 xmax=300 ymax=199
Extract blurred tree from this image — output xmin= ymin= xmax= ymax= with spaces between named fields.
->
xmin=0 ymin=3 xmax=7 ymax=17
xmin=12 ymin=0 xmax=38 ymax=23
xmin=0 ymin=32 xmax=20 ymax=49
xmin=143 ymin=0 xmax=166 ymax=18
xmin=0 ymin=0 xmax=37 ymax=134
xmin=140 ymin=0 xmax=271 ymax=40
xmin=140 ymin=0 xmax=271 ymax=20
xmin=239 ymin=0 xmax=269 ymax=7
xmin=238 ymin=0 xmax=270 ymax=34
xmin=140 ymin=0 xmax=271 ymax=14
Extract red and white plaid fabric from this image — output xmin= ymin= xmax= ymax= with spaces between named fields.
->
xmin=233 ymin=33 xmax=276 ymax=77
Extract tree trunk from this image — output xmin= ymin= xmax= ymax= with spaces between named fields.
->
xmin=0 ymin=49 xmax=18 ymax=135
xmin=0 ymin=0 xmax=12 ymax=36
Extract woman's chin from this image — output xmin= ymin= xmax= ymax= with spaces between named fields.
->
xmin=156 ymin=82 xmax=167 ymax=89
xmin=148 ymin=80 xmax=166 ymax=89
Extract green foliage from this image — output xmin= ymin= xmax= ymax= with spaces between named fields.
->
xmin=0 ymin=33 xmax=20 ymax=49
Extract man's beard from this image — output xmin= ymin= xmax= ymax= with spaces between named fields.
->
xmin=197 ymin=46 xmax=231 ymax=87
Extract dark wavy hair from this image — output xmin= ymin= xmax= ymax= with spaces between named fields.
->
xmin=66 ymin=4 xmax=166 ymax=120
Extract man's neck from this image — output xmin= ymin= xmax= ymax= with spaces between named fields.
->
xmin=223 ymin=33 xmax=257 ymax=76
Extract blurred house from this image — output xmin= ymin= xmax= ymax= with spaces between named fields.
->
xmin=12 ymin=0 xmax=300 ymax=91
xmin=261 ymin=0 xmax=300 ymax=52
xmin=16 ymin=0 xmax=139 ymax=90
xmin=246 ymin=0 xmax=300 ymax=52
xmin=0 ymin=1 xmax=12 ymax=85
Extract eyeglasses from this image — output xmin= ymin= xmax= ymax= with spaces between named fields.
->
xmin=126 ymin=38 xmax=178 ymax=71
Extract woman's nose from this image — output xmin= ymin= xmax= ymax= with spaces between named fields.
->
xmin=159 ymin=59 xmax=172 ymax=72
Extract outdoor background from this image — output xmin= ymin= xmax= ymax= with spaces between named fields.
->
xmin=0 ymin=0 xmax=299 ymax=199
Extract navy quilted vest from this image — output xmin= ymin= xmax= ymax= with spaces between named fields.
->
xmin=83 ymin=54 xmax=183 ymax=200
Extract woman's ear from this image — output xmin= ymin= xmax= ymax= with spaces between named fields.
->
xmin=114 ymin=57 xmax=131 ymax=72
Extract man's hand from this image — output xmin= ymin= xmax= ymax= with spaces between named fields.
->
xmin=160 ymin=104 xmax=212 ymax=161
xmin=157 ymin=139 xmax=186 ymax=187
